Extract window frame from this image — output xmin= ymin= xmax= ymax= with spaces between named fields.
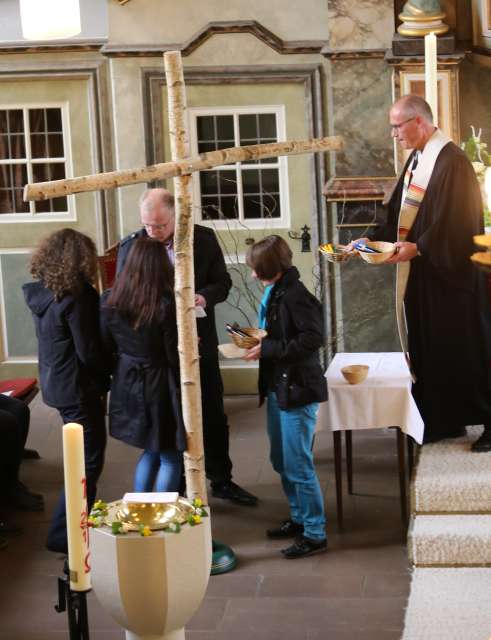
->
xmin=0 ymin=101 xmax=75 ymax=223
xmin=188 ymin=105 xmax=291 ymax=230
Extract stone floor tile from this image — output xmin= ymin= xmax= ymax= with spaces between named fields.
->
xmin=362 ymin=571 xmax=411 ymax=597
xmin=206 ymin=574 xmax=260 ymax=598
xmin=186 ymin=597 xmax=228 ymax=631
xmin=259 ymin=573 xmax=363 ymax=598
xmin=187 ymin=632 xmax=307 ymax=640
xmin=308 ymin=628 xmax=402 ymax=640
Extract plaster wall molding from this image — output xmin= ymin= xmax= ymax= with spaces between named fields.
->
xmin=103 ymin=20 xmax=325 ymax=57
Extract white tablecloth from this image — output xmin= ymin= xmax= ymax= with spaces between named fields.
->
xmin=322 ymin=352 xmax=424 ymax=444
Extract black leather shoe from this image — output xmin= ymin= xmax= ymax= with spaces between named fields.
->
xmin=211 ymin=481 xmax=258 ymax=506
xmin=281 ymin=535 xmax=327 ymax=559
xmin=266 ymin=519 xmax=304 ymax=539
xmin=471 ymin=428 xmax=491 ymax=453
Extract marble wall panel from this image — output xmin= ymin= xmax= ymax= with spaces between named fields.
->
xmin=330 ymin=59 xmax=395 ymax=176
xmin=328 ymin=0 xmax=394 ymax=50
xmin=460 ymin=58 xmax=491 ymax=144
xmin=339 ymin=260 xmax=399 ymax=352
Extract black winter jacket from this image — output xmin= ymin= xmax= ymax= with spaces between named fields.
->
xmin=100 ymin=291 xmax=186 ymax=452
xmin=259 ymin=267 xmax=327 ymax=409
xmin=116 ymin=225 xmax=232 ymax=359
xmin=23 ymin=281 xmax=110 ymax=409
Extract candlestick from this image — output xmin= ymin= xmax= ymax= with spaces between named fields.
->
xmin=424 ymin=32 xmax=438 ymax=126
xmin=63 ymin=422 xmax=91 ymax=592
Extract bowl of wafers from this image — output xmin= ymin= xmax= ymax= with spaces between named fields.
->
xmin=357 ymin=241 xmax=395 ymax=264
xmin=226 ymin=323 xmax=267 ymax=349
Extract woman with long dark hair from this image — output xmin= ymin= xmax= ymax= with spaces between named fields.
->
xmin=100 ymin=237 xmax=184 ymax=492
xmin=23 ymin=228 xmax=109 ymax=554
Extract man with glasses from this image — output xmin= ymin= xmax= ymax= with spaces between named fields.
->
xmin=350 ymin=94 xmax=491 ymax=451
xmin=116 ymin=188 xmax=259 ymax=503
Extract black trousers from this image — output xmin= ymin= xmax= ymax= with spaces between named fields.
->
xmin=46 ymin=394 xmax=106 ymax=553
xmin=0 ymin=395 xmax=30 ymax=499
xmin=200 ymin=355 xmax=233 ymax=484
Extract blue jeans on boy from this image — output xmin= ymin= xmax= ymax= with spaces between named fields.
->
xmin=134 ymin=449 xmax=183 ymax=492
xmin=267 ymin=391 xmax=326 ymax=541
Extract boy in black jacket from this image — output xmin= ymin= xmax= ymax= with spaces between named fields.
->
xmin=244 ymin=235 xmax=327 ymax=558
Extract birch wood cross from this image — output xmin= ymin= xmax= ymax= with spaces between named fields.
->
xmin=24 ymin=136 xmax=343 ymax=201
xmin=23 ymin=51 xmax=345 ymax=503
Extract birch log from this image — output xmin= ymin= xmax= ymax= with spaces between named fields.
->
xmin=165 ymin=51 xmax=207 ymax=502
xmin=24 ymin=136 xmax=344 ymax=201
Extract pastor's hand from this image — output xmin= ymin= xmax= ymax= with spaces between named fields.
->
xmin=385 ymin=241 xmax=419 ymax=264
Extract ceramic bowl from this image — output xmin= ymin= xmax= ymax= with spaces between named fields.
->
xmin=358 ymin=241 xmax=395 ymax=264
xmin=341 ymin=364 xmax=369 ymax=385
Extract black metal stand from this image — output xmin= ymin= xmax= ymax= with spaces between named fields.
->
xmin=55 ymin=570 xmax=90 ymax=640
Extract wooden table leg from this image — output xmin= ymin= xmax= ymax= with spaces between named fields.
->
xmin=407 ymin=436 xmax=414 ymax=480
xmin=345 ymin=430 xmax=353 ymax=494
xmin=333 ymin=431 xmax=343 ymax=531
xmin=396 ymin=428 xmax=408 ymax=526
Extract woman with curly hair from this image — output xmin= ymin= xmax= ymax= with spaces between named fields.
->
xmin=23 ymin=228 xmax=109 ymax=554
xmin=100 ymin=237 xmax=185 ymax=493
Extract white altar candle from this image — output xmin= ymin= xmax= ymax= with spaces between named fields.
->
xmin=424 ymin=32 xmax=438 ymax=126
xmin=63 ymin=422 xmax=91 ymax=591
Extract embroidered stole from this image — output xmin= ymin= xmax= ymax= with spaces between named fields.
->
xmin=396 ymin=129 xmax=451 ymax=367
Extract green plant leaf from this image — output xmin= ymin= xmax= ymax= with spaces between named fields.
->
xmin=111 ymin=521 xmax=124 ymax=535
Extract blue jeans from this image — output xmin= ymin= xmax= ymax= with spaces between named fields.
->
xmin=267 ymin=392 xmax=326 ymax=541
xmin=134 ymin=449 xmax=183 ymax=492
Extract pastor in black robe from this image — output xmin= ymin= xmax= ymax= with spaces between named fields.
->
xmin=371 ymin=142 xmax=491 ymax=442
